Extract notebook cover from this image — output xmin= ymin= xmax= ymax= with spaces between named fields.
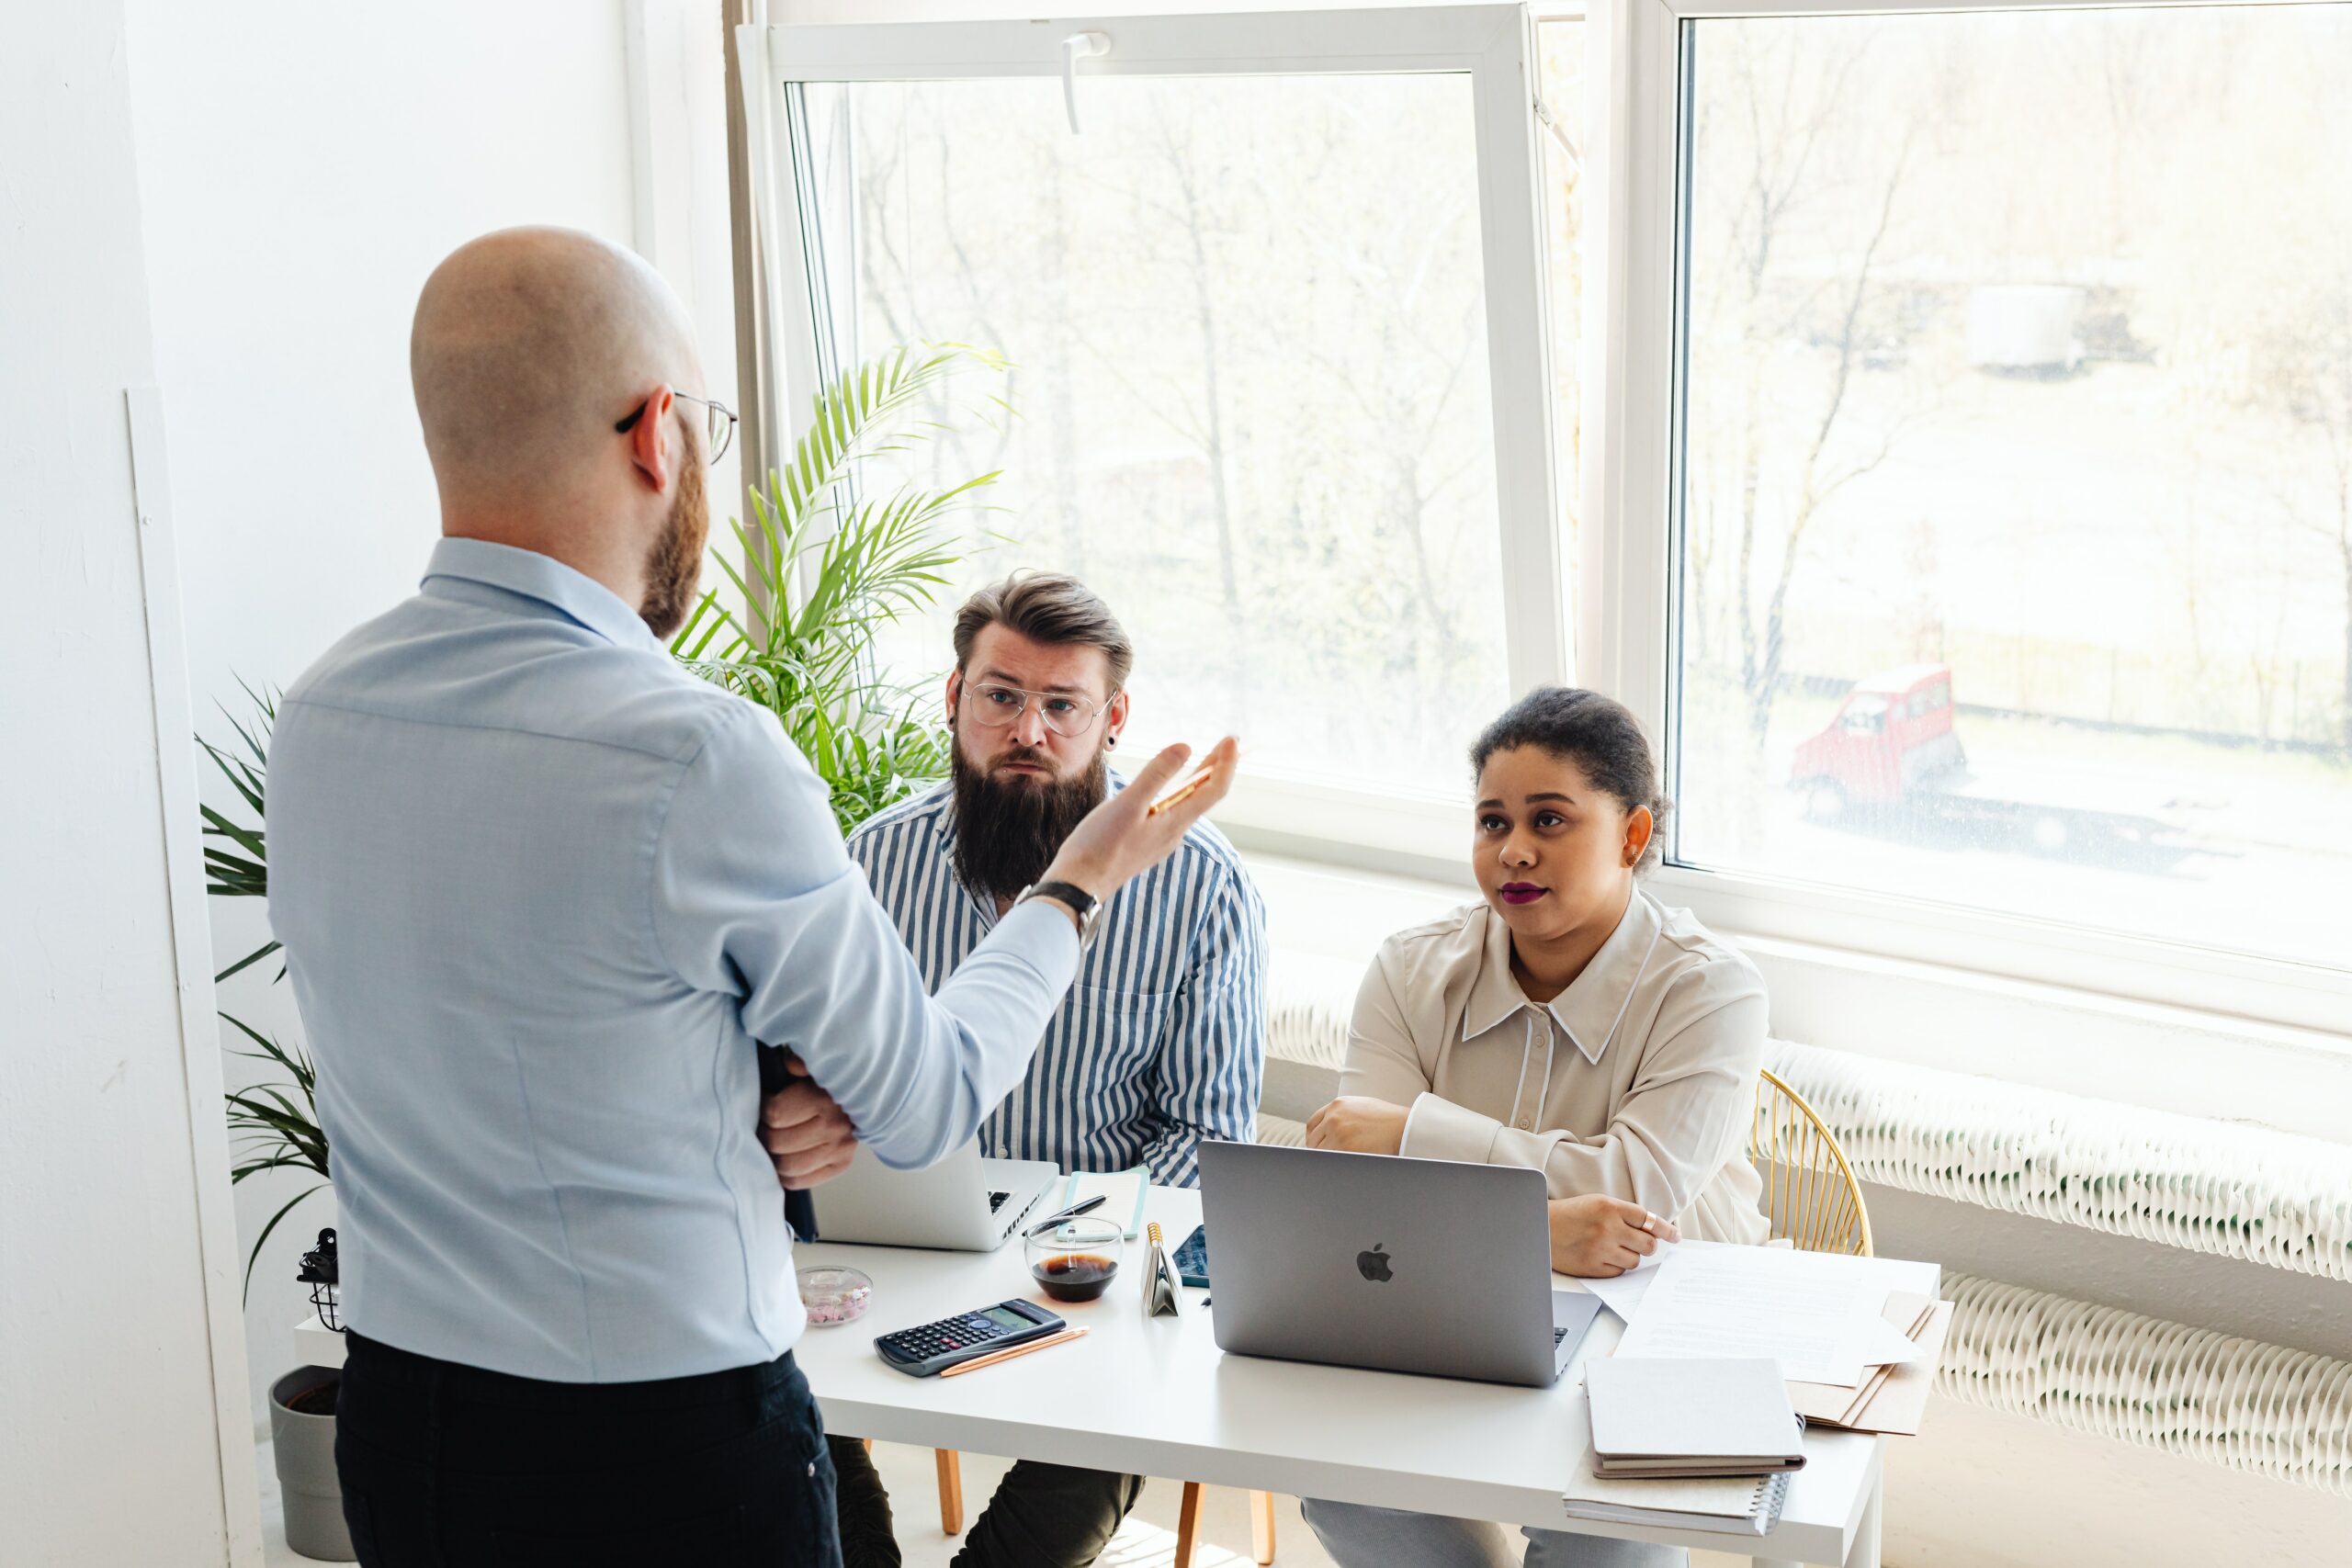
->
xmin=1587 ymin=1357 xmax=1805 ymax=1472
xmin=1565 ymin=1400 xmax=1792 ymax=1534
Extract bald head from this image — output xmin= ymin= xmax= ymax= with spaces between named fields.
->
xmin=412 ymin=226 xmax=700 ymax=502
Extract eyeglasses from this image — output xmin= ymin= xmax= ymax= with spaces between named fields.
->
xmin=957 ymin=679 xmax=1115 ymax=739
xmin=615 ymin=389 xmax=737 ymax=467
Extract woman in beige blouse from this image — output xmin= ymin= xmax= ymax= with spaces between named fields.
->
xmin=1300 ymin=686 xmax=1768 ymax=1568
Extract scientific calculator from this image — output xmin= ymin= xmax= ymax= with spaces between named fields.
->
xmin=874 ymin=1298 xmax=1066 ymax=1377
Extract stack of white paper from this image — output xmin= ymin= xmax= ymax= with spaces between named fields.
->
xmin=1601 ymin=1245 xmax=1940 ymax=1387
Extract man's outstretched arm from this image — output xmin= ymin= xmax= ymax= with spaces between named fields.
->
xmin=656 ymin=703 xmax=1236 ymax=1168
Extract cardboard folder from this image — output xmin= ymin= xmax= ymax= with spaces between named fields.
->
xmin=1784 ymin=1290 xmax=1953 ymax=1436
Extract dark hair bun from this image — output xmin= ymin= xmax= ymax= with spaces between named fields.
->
xmin=1469 ymin=687 xmax=1672 ymax=873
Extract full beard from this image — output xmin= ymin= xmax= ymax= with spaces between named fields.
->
xmin=638 ymin=455 xmax=709 ymax=640
xmin=950 ymin=736 xmax=1109 ymax=905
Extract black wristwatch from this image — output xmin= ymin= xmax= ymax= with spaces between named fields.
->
xmin=1016 ymin=880 xmax=1104 ymax=949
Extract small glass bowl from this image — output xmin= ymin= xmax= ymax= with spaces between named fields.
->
xmin=797 ymin=1265 xmax=873 ymax=1326
xmin=1025 ymin=1216 xmax=1125 ymax=1303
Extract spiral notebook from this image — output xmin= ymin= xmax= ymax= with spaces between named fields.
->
xmin=1561 ymin=1468 xmax=1792 ymax=1537
xmin=1565 ymin=1359 xmax=1800 ymax=1536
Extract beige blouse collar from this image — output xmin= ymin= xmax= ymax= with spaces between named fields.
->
xmin=1459 ymin=886 xmax=1666 ymax=1065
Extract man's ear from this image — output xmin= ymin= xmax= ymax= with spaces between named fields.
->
xmin=944 ymin=670 xmax=962 ymax=728
xmin=1105 ymin=687 xmax=1131 ymax=747
xmin=625 ymin=385 xmax=675 ymax=492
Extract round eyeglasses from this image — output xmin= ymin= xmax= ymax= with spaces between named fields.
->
xmin=615 ymin=389 xmax=737 ymax=467
xmin=958 ymin=679 xmax=1115 ymax=739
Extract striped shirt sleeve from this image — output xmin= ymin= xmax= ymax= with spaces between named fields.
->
xmin=1135 ymin=862 xmax=1269 ymax=1187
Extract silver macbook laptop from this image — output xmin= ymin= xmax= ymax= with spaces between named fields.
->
xmin=1198 ymin=1141 xmax=1602 ymax=1388
xmin=810 ymin=1141 xmax=1057 ymax=1251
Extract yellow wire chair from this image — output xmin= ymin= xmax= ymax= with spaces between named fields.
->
xmin=1748 ymin=1067 xmax=1874 ymax=1256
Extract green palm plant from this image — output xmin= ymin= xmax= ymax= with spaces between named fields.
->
xmin=222 ymin=1015 xmax=331 ymax=1301
xmin=670 ymin=343 xmax=1010 ymax=832
xmin=198 ymin=682 xmax=330 ymax=1299
xmin=199 ymin=678 xmax=280 ymax=983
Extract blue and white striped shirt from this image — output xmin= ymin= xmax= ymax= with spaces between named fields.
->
xmin=848 ymin=783 xmax=1267 ymax=1188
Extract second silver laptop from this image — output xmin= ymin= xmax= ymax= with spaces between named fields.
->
xmin=1199 ymin=1141 xmax=1600 ymax=1387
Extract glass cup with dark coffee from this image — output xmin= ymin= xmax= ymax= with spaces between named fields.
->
xmin=1025 ymin=1216 xmax=1125 ymax=1303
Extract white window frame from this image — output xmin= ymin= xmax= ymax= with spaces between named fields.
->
xmin=734 ymin=1 xmax=2352 ymax=1046
xmin=734 ymin=4 xmax=1570 ymax=869
xmin=1584 ymin=0 xmax=2352 ymax=1037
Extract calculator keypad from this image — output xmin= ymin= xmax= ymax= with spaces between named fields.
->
xmin=882 ymin=1311 xmax=1022 ymax=1365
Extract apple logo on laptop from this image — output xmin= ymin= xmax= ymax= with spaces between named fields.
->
xmin=1357 ymin=1243 xmax=1394 ymax=1283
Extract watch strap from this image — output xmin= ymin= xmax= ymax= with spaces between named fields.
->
xmin=1025 ymin=879 xmax=1098 ymax=918
xmin=1020 ymin=879 xmax=1103 ymax=947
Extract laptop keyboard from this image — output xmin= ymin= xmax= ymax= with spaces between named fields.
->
xmin=987 ymin=1190 xmax=1010 ymax=1213
xmin=1553 ymin=1325 xmax=1571 ymax=1347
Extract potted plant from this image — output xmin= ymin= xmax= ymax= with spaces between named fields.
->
xmin=202 ymin=687 xmax=356 ymax=1561
xmin=668 ymin=343 xmax=1009 ymax=827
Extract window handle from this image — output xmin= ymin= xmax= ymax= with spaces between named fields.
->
xmin=1534 ymin=96 xmax=1581 ymax=172
xmin=1062 ymin=31 xmax=1112 ymax=135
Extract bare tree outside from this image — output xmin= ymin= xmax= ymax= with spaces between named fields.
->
xmin=803 ymin=68 xmax=1517 ymax=791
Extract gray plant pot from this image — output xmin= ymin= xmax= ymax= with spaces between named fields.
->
xmin=270 ymin=1366 xmax=355 ymax=1562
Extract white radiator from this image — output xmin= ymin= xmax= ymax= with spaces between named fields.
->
xmin=1939 ymin=1271 xmax=2352 ymax=1496
xmin=1767 ymin=1040 xmax=2352 ymax=1283
xmin=1263 ymin=961 xmax=2352 ymax=1494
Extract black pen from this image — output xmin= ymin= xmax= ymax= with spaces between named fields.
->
xmin=1023 ymin=1193 xmax=1109 ymax=1237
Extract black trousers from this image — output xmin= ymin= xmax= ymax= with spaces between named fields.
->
xmin=827 ymin=1432 xmax=1143 ymax=1568
xmin=336 ymin=1329 xmax=842 ymax=1567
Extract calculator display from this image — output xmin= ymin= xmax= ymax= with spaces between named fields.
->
xmin=981 ymin=1306 xmax=1028 ymax=1330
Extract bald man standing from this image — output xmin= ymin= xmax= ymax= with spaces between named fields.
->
xmin=266 ymin=228 xmax=1236 ymax=1567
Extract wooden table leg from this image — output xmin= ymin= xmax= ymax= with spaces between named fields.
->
xmin=1175 ymin=1481 xmax=1205 ymax=1568
xmin=1250 ymin=1487 xmax=1278 ymax=1563
xmin=935 ymin=1448 xmax=965 ymax=1536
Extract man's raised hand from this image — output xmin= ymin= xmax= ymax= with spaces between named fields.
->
xmin=1041 ymin=737 xmax=1240 ymax=907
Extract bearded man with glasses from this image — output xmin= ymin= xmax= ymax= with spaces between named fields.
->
xmin=794 ymin=571 xmax=1269 ymax=1568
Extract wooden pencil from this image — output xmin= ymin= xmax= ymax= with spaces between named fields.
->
xmin=1146 ymin=764 xmax=1217 ymax=818
xmin=938 ymin=1325 xmax=1091 ymax=1378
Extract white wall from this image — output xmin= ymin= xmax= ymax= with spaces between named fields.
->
xmin=123 ymin=0 xmax=740 ymax=1435
xmin=0 ymin=5 xmax=259 ymax=1564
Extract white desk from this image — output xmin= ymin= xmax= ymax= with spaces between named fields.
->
xmin=796 ymin=1185 xmax=1884 ymax=1568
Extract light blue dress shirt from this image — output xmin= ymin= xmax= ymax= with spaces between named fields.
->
xmin=267 ymin=538 xmax=1080 ymax=1382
